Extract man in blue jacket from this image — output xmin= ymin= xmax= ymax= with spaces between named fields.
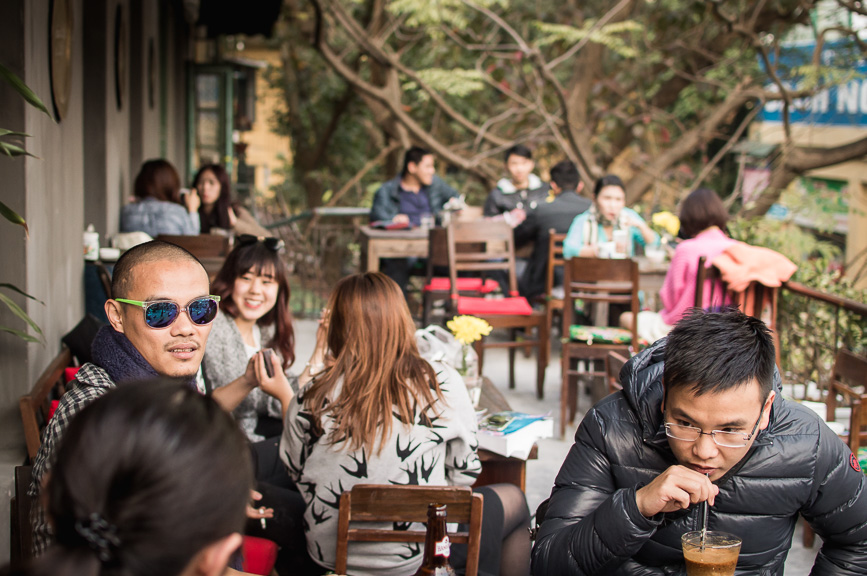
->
xmin=369 ymin=146 xmax=459 ymax=293
xmin=533 ymin=308 xmax=867 ymax=575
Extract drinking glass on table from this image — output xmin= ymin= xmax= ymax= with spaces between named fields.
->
xmin=420 ymin=213 xmax=435 ymax=230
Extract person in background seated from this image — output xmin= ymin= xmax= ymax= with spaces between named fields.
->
xmin=532 ymin=309 xmax=867 ymax=575
xmin=204 ymin=235 xmax=298 ymax=483
xmin=619 ymin=188 xmax=737 ymax=343
xmin=3 ymin=381 xmax=252 ymax=576
xmin=282 ymin=272 xmax=531 ymax=576
xmin=121 ymin=159 xmax=201 ymax=237
xmin=369 ymin=146 xmax=459 ymax=293
xmin=514 ymin=160 xmax=591 ymax=300
xmin=192 ymin=163 xmax=270 ymax=237
xmin=562 ymin=174 xmax=657 ymax=259
xmin=483 ymin=144 xmax=549 ymax=231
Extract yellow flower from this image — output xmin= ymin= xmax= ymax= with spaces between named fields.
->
xmin=447 ymin=315 xmax=493 ymax=345
xmin=652 ymin=211 xmax=680 ymax=237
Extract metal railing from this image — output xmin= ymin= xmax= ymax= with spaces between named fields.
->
xmin=260 ymin=207 xmax=367 ymax=318
xmin=778 ymin=280 xmax=867 ymax=398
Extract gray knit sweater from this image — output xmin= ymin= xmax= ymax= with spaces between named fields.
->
xmin=202 ymin=311 xmax=298 ymax=442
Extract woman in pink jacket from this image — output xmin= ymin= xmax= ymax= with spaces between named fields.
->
xmin=621 ymin=188 xmax=737 ymax=342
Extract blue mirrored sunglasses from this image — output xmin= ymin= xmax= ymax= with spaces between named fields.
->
xmin=115 ymin=296 xmax=221 ymax=329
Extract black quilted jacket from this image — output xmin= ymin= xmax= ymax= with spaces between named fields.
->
xmin=532 ymin=339 xmax=867 ymax=575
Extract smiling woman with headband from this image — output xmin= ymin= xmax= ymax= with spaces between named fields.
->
xmin=2 ymin=381 xmax=252 ymax=576
xmin=203 ymin=235 xmax=307 ymax=575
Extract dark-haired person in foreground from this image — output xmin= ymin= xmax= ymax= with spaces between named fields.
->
xmin=6 ymin=382 xmax=252 ymax=576
xmin=532 ymin=309 xmax=867 ymax=575
xmin=28 ymin=241 xmax=276 ymax=555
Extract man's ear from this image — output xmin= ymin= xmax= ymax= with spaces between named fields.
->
xmin=759 ymin=390 xmax=776 ymax=430
xmin=577 ymin=181 xmax=585 ymax=195
xmin=190 ymin=532 xmax=243 ymax=576
xmin=550 ymin=181 xmax=561 ymax=194
xmin=105 ymin=300 xmax=125 ymax=333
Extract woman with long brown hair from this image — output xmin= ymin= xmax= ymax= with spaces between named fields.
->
xmin=282 ymin=272 xmax=531 ymax=576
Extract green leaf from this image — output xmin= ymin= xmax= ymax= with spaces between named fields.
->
xmin=0 ymin=128 xmax=30 ymax=138
xmin=0 ymin=199 xmax=29 ymax=236
xmin=0 ymin=62 xmax=51 ymax=117
xmin=0 ymin=283 xmax=44 ymax=304
xmin=0 ymin=140 xmax=36 ymax=158
xmin=0 ymin=291 xmax=44 ymax=340
xmin=0 ymin=325 xmax=42 ymax=343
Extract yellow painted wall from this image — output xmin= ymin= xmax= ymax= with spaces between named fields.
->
xmin=752 ymin=123 xmax=867 ymax=288
xmin=225 ymin=46 xmax=291 ymax=200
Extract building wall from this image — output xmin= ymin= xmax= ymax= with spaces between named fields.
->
xmin=752 ymin=122 xmax=867 ymax=288
xmin=0 ymin=0 xmax=86 ymax=562
xmin=0 ymin=0 xmax=192 ymax=562
xmin=83 ymin=0 xmax=131 ymax=240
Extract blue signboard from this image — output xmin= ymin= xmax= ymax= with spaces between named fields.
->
xmin=759 ymin=41 xmax=867 ymax=126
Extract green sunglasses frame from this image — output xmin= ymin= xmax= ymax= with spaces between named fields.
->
xmin=115 ymin=295 xmax=221 ymax=328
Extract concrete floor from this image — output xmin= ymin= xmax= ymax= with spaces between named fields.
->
xmin=293 ymin=318 xmax=819 ymax=573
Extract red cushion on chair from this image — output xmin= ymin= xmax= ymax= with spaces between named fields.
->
xmin=64 ymin=366 xmax=81 ymax=383
xmin=457 ymin=296 xmax=533 ymax=315
xmin=241 ymin=535 xmax=279 ymax=575
xmin=424 ymin=277 xmax=499 ymax=293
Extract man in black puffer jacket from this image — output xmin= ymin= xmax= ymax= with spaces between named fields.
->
xmin=533 ymin=309 xmax=867 ymax=575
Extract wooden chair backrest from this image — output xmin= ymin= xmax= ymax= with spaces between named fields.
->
xmin=10 ymin=465 xmax=33 ymax=565
xmin=427 ymin=227 xmax=485 ymax=274
xmin=545 ymin=231 xmax=567 ymax=301
xmin=825 ymin=349 xmax=867 ymax=453
xmin=446 ymin=219 xmax=517 ymax=296
xmin=20 ymin=346 xmax=73 ymax=461
xmin=562 ymin=257 xmax=640 ymax=341
xmin=694 ymin=255 xmax=769 ymax=313
xmin=694 ymin=255 xmax=781 ymax=366
xmin=606 ymin=351 xmax=629 ymax=394
xmin=334 ymin=484 xmax=483 ymax=576
xmin=156 ymin=234 xmax=230 ymax=259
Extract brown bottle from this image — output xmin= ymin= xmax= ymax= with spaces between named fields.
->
xmin=413 ymin=503 xmax=457 ymax=576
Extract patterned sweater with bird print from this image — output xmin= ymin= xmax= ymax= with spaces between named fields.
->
xmin=280 ymin=360 xmax=481 ymax=576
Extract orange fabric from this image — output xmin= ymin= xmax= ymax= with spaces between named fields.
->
xmin=711 ymin=242 xmax=797 ymax=293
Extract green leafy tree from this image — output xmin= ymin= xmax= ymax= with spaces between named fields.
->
xmin=295 ymin=0 xmax=867 ymax=214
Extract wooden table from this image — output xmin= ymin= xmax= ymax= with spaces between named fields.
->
xmin=473 ymin=377 xmax=538 ymax=492
xmin=358 ymin=225 xmax=429 ymax=272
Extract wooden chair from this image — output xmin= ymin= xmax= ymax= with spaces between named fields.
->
xmin=606 ymin=350 xmax=629 ymax=395
xmin=536 ymin=230 xmax=567 ymax=372
xmin=825 ymin=349 xmax=867 ymax=453
xmin=10 ymin=465 xmax=33 ymax=565
xmin=155 ymin=234 xmax=230 ymax=259
xmin=802 ymin=349 xmax=867 ymax=548
xmin=334 ymin=484 xmax=484 ymax=576
xmin=445 ymin=220 xmax=548 ymax=398
xmin=19 ymin=346 xmax=74 ymax=461
xmin=560 ymin=257 xmax=639 ymax=438
xmin=694 ymin=255 xmax=781 ymax=367
xmin=421 ymin=227 xmax=498 ymax=326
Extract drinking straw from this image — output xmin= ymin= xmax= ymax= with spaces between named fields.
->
xmin=700 ymin=473 xmax=709 ymax=551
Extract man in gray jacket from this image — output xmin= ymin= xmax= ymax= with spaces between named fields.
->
xmin=533 ymin=308 xmax=867 ymax=575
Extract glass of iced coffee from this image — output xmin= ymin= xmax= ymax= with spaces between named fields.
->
xmin=681 ymin=531 xmax=742 ymax=576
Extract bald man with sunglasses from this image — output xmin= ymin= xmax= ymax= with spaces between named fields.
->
xmin=29 ymin=241 xmax=229 ymax=555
